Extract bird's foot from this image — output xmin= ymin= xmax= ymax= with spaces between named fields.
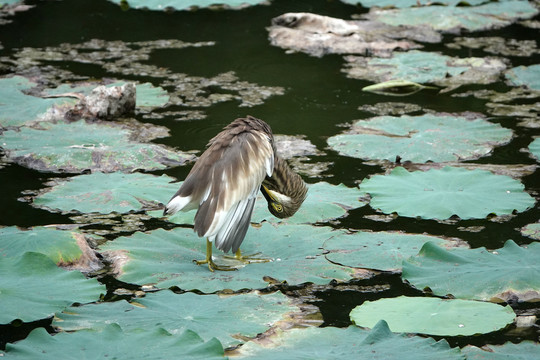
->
xmin=193 ymin=258 xmax=238 ymax=272
xmin=224 ymin=250 xmax=273 ymax=264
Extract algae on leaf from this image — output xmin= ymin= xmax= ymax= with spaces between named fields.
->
xmin=4 ymin=324 xmax=225 ymax=359
xmin=350 ymin=296 xmax=515 ymax=336
xmin=0 ymin=252 xmax=105 ymax=324
xmin=402 ymin=240 xmax=540 ymax=302
xmin=327 ymin=114 xmax=512 ymax=163
xmin=359 ymin=166 xmax=535 ymax=220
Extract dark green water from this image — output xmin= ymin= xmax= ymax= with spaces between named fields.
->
xmin=1 ymin=0 xmax=539 ymax=351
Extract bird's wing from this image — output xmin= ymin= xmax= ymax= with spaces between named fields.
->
xmin=191 ymin=129 xmax=274 ymax=252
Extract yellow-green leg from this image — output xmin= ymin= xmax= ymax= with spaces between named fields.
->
xmin=230 ymin=249 xmax=272 ymax=264
xmin=194 ymin=239 xmax=237 ymax=272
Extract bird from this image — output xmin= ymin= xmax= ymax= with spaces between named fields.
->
xmin=163 ymin=116 xmax=308 ymax=271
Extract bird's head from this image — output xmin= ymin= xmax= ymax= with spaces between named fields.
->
xmin=261 ymin=183 xmax=307 ymax=219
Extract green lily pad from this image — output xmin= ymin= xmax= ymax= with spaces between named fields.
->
xmin=324 ymin=231 xmax=467 ymax=272
xmin=350 ymin=296 xmax=515 ymax=336
xmin=505 ymin=64 xmax=540 ymax=91
xmin=463 ymin=341 xmax=540 ymax=360
xmin=3 ymin=324 xmax=225 ymax=359
xmin=528 ymin=138 xmax=540 ymax=162
xmin=239 ymin=320 xmax=462 ymax=359
xmin=359 ymin=166 xmax=535 ymax=220
xmin=344 ymin=51 xmax=506 ymax=91
xmin=99 ymin=224 xmax=354 ymax=292
xmin=0 ymin=75 xmax=77 ymax=128
xmin=159 ymin=182 xmax=367 ymax=226
xmin=402 ymin=240 xmax=540 ymax=302
xmin=1 ymin=120 xmax=194 ymax=173
xmin=521 ymin=222 xmax=540 ymax=241
xmin=33 ymin=172 xmax=177 ymax=214
xmin=0 ymin=252 xmax=105 ymax=324
xmin=109 ymin=0 xmax=268 ymax=11
xmin=364 ymin=1 xmax=538 ymax=33
xmin=54 ymin=290 xmax=295 ymax=348
xmin=327 ymin=114 xmax=512 ymax=163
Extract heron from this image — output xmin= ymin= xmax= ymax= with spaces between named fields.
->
xmin=163 ymin=116 xmax=308 ymax=271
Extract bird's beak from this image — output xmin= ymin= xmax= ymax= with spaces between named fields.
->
xmin=261 ymin=185 xmax=283 ymax=213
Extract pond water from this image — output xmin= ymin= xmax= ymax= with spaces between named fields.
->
xmin=1 ymin=0 xmax=539 ymax=355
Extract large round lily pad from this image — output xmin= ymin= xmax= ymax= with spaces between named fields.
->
xmin=0 ymin=76 xmax=76 ymax=128
xmin=239 ymin=320 xmax=462 ymax=359
xmin=327 ymin=114 xmax=512 ymax=163
xmin=350 ymin=296 xmax=515 ymax=336
xmin=324 ymin=231 xmax=467 ymax=272
xmin=402 ymin=240 xmax=540 ymax=302
xmin=54 ymin=290 xmax=295 ymax=348
xmin=99 ymin=224 xmax=354 ymax=292
xmin=3 ymin=324 xmax=225 ymax=359
xmin=0 ymin=252 xmax=105 ymax=324
xmin=33 ymin=172 xmax=177 ymax=214
xmin=359 ymin=166 xmax=535 ymax=220
xmin=1 ymin=120 xmax=194 ymax=173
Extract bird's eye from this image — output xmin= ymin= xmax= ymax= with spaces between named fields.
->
xmin=272 ymin=202 xmax=283 ymax=213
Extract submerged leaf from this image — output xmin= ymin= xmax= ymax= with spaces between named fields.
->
xmin=54 ymin=290 xmax=296 ymax=348
xmin=4 ymin=324 xmax=225 ymax=359
xmin=362 ymin=80 xmax=437 ymax=96
xmin=239 ymin=320 xmax=462 ymax=359
xmin=359 ymin=166 xmax=535 ymax=220
xmin=0 ymin=252 xmax=105 ymax=324
xmin=327 ymin=114 xmax=512 ymax=163
xmin=402 ymin=240 xmax=540 ymax=302
xmin=350 ymin=296 xmax=515 ymax=336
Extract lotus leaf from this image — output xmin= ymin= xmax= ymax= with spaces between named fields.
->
xmin=365 ymin=1 xmax=538 ymax=33
xmin=0 ymin=76 xmax=77 ymax=128
xmin=463 ymin=341 xmax=540 ymax=360
xmin=350 ymin=296 xmax=515 ymax=336
xmin=1 ymin=120 xmax=194 ymax=173
xmin=402 ymin=240 xmax=540 ymax=302
xmin=521 ymin=223 xmax=540 ymax=241
xmin=109 ymin=0 xmax=268 ymax=11
xmin=160 ymin=182 xmax=367 ymax=226
xmin=327 ymin=114 xmax=512 ymax=163
xmin=239 ymin=320 xmax=462 ymax=359
xmin=55 ymin=290 xmax=295 ymax=348
xmin=359 ymin=166 xmax=535 ymax=220
xmin=3 ymin=324 xmax=225 ymax=359
xmin=505 ymin=64 xmax=540 ymax=91
xmin=324 ymin=231 xmax=467 ymax=272
xmin=99 ymin=224 xmax=354 ymax=292
xmin=33 ymin=172 xmax=177 ymax=214
xmin=0 ymin=226 xmax=84 ymax=264
xmin=528 ymin=138 xmax=540 ymax=161
xmin=0 ymin=252 xmax=105 ymax=324
xmin=343 ymin=51 xmax=506 ymax=90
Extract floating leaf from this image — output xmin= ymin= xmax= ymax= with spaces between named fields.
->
xmin=0 ymin=252 xmax=105 ymax=324
xmin=402 ymin=240 xmax=540 ymax=302
xmin=341 ymin=0 xmax=488 ymax=7
xmin=4 ymin=324 xmax=225 ymax=359
xmin=364 ymin=1 xmax=538 ymax=33
xmin=521 ymin=222 xmax=540 ymax=241
xmin=528 ymin=138 xmax=540 ymax=162
xmin=350 ymin=296 xmax=515 ymax=336
xmin=33 ymin=172 xmax=177 ymax=214
xmin=0 ymin=76 xmax=76 ymax=128
xmin=327 ymin=114 xmax=512 ymax=163
xmin=239 ymin=320 xmax=462 ymax=359
xmin=99 ymin=224 xmax=354 ymax=292
xmin=447 ymin=37 xmax=539 ymax=57
xmin=1 ymin=120 xmax=194 ymax=173
xmin=505 ymin=64 xmax=540 ymax=91
xmin=108 ymin=0 xmax=269 ymax=11
xmin=362 ymin=80 xmax=437 ymax=96
xmin=343 ymin=51 xmax=506 ymax=91
xmin=323 ymin=231 xmax=467 ymax=272
xmin=54 ymin=290 xmax=295 ymax=348
xmin=463 ymin=341 xmax=540 ymax=360
xmin=359 ymin=167 xmax=535 ymax=220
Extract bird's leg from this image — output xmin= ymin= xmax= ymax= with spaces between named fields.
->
xmin=194 ymin=239 xmax=237 ymax=272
